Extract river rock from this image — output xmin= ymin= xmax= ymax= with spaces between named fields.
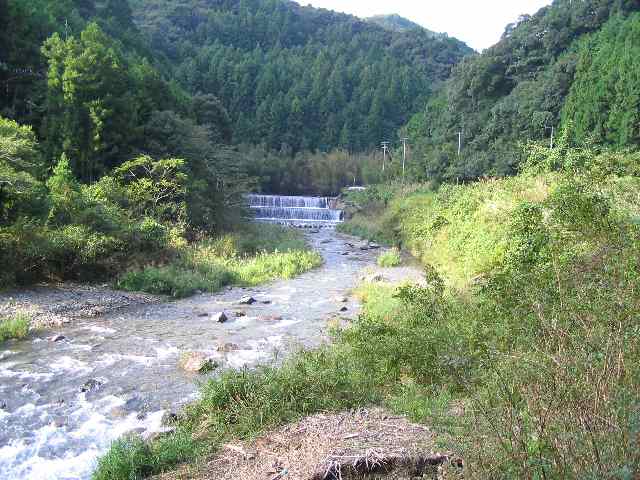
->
xmin=340 ymin=306 xmax=349 ymax=312
xmin=258 ymin=315 xmax=283 ymax=322
xmin=179 ymin=352 xmax=217 ymax=373
xmin=233 ymin=311 xmax=247 ymax=318
xmin=369 ymin=242 xmax=381 ymax=249
xmin=212 ymin=312 xmax=228 ymax=323
xmin=321 ymin=239 xmax=332 ymax=244
xmin=110 ymin=406 xmax=128 ymax=419
xmin=261 ymin=300 xmax=272 ymax=305
xmin=0 ymin=400 xmax=6 ymax=410
xmin=238 ymin=296 xmax=256 ymax=305
xmin=80 ymin=379 xmax=103 ymax=393
xmin=341 ymin=252 xmax=350 ymax=256
xmin=50 ymin=334 xmax=66 ymax=342
xmin=360 ymin=273 xmax=388 ymax=283
xmin=52 ymin=417 xmax=67 ymax=428
xmin=358 ymin=241 xmax=370 ymax=251
xmin=196 ymin=312 xmax=209 ymax=318
xmin=217 ymin=342 xmax=240 ymax=352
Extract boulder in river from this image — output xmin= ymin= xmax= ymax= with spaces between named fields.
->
xmin=49 ymin=334 xmax=66 ymax=342
xmin=238 ymin=296 xmax=256 ymax=305
xmin=52 ymin=417 xmax=67 ymax=428
xmin=234 ymin=311 xmax=247 ymax=318
xmin=110 ymin=407 xmax=128 ymax=419
xmin=258 ymin=315 xmax=283 ymax=322
xmin=340 ymin=306 xmax=349 ymax=312
xmin=179 ymin=352 xmax=217 ymax=373
xmin=358 ymin=241 xmax=370 ymax=251
xmin=360 ymin=273 xmax=388 ymax=283
xmin=217 ymin=342 xmax=240 ymax=352
xmin=0 ymin=400 xmax=6 ymax=410
xmin=212 ymin=312 xmax=228 ymax=323
xmin=80 ymin=379 xmax=103 ymax=393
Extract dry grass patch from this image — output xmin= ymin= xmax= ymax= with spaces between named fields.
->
xmin=154 ymin=409 xmax=462 ymax=480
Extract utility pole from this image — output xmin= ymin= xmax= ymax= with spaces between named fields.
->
xmin=545 ymin=126 xmax=555 ymax=149
xmin=381 ymin=141 xmax=390 ymax=173
xmin=401 ymin=137 xmax=409 ymax=181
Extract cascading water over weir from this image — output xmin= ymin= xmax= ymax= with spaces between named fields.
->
xmin=247 ymin=194 xmax=343 ymax=227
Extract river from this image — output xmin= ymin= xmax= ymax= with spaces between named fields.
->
xmin=0 ymin=229 xmax=383 ymax=480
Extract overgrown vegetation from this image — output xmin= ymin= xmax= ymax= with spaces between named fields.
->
xmin=376 ymin=248 xmax=402 ymax=267
xmin=0 ymin=118 xmax=248 ymax=289
xmin=94 ymin=145 xmax=640 ymax=480
xmin=0 ymin=312 xmax=31 ymax=342
xmin=117 ymin=224 xmax=322 ymax=298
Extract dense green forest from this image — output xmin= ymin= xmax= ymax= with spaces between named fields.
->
xmin=403 ymin=0 xmax=640 ymax=183
xmin=130 ymin=0 xmax=471 ymax=153
xmin=366 ymin=14 xmax=429 ymax=33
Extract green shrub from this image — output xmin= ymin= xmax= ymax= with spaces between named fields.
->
xmin=0 ymin=313 xmax=31 ymax=342
xmin=376 ymin=247 xmax=401 ymax=267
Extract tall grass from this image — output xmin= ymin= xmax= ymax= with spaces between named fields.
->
xmin=376 ymin=247 xmax=401 ymax=267
xmin=0 ymin=312 xmax=30 ymax=342
xmin=117 ymin=224 xmax=322 ymax=298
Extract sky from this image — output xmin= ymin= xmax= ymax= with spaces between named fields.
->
xmin=293 ymin=0 xmax=553 ymax=51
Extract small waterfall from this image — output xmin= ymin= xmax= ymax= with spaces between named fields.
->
xmin=247 ymin=194 xmax=343 ymax=227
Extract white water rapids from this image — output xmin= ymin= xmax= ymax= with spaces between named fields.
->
xmin=0 ymin=223 xmax=382 ymax=479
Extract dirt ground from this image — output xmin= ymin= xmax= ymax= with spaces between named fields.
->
xmin=154 ymin=409 xmax=463 ymax=480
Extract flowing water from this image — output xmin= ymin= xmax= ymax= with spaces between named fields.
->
xmin=0 ymin=227 xmax=380 ymax=480
xmin=247 ymin=194 xmax=343 ymax=226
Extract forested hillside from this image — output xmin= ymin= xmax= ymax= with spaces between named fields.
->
xmin=404 ymin=0 xmax=640 ymax=184
xmin=366 ymin=14 xmax=426 ymax=33
xmin=130 ymin=0 xmax=472 ymax=153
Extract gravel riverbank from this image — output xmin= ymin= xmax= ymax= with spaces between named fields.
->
xmin=0 ymin=283 xmax=161 ymax=329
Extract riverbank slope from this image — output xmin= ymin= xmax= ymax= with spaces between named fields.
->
xmin=95 ymin=147 xmax=640 ymax=479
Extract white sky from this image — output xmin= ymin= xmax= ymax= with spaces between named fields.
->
xmin=293 ymin=0 xmax=553 ymax=50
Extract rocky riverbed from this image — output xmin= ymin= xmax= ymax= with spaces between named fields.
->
xmin=0 ymin=229 xmax=423 ymax=480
